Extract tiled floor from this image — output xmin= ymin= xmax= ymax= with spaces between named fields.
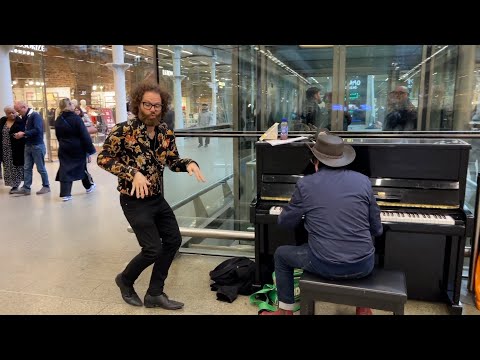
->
xmin=0 ymin=156 xmax=479 ymax=315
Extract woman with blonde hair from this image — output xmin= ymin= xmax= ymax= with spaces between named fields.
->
xmin=54 ymin=98 xmax=96 ymax=201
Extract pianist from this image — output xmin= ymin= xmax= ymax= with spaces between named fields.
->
xmin=261 ymin=130 xmax=383 ymax=315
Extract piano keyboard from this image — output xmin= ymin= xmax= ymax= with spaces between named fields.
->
xmin=268 ymin=206 xmax=456 ymax=225
xmin=380 ymin=211 xmax=455 ymax=225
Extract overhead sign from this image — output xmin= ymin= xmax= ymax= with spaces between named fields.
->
xmin=18 ymin=45 xmax=46 ymax=52
xmin=11 ymin=45 xmax=47 ymax=57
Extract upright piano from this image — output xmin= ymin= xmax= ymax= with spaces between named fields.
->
xmin=250 ymin=138 xmax=473 ymax=314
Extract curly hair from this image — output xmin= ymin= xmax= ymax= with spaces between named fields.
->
xmin=129 ymin=82 xmax=171 ymax=120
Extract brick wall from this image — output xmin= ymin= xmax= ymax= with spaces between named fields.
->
xmin=10 ymin=46 xmax=154 ymax=106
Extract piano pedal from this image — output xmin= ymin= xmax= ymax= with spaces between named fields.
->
xmin=269 ymin=206 xmax=283 ymax=215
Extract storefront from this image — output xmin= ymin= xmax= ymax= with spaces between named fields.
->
xmin=8 ymin=45 xmax=156 ymax=160
xmin=7 ymin=44 xmax=235 ymax=161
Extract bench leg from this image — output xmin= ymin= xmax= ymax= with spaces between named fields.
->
xmin=393 ymin=305 xmax=405 ymax=315
xmin=301 ymin=295 xmax=315 ymax=315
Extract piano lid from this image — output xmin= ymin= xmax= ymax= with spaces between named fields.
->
xmin=343 ymin=138 xmax=471 ymax=148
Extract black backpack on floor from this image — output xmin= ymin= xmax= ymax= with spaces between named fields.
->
xmin=209 ymin=257 xmax=256 ymax=302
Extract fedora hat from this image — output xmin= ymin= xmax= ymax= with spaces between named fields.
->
xmin=309 ymin=129 xmax=355 ymax=167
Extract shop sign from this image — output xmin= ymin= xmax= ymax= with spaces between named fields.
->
xmin=18 ymin=45 xmax=46 ymax=52
xmin=101 ymin=108 xmax=115 ymax=133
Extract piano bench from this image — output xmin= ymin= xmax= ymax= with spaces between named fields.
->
xmin=299 ymin=268 xmax=407 ymax=315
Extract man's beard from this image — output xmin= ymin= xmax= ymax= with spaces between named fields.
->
xmin=139 ymin=113 xmax=161 ymax=126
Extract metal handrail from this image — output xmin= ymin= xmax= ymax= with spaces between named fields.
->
xmin=170 ymin=173 xmax=233 ymax=211
xmin=174 ymin=130 xmax=480 ymax=139
xmin=127 ymin=225 xmax=254 ymax=241
xmin=179 ymin=227 xmax=254 ymax=241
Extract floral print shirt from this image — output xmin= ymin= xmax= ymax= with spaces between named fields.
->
xmin=97 ymin=118 xmax=195 ymax=196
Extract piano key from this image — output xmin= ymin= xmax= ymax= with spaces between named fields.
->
xmin=380 ymin=211 xmax=455 ymax=225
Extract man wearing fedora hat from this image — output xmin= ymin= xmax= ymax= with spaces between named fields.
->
xmin=261 ymin=130 xmax=383 ymax=315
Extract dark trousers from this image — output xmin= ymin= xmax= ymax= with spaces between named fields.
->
xmin=59 ymin=167 xmax=94 ymax=197
xmin=119 ymin=193 xmax=182 ymax=296
xmin=274 ymin=243 xmax=374 ymax=306
xmin=198 ymin=137 xmax=210 ymax=146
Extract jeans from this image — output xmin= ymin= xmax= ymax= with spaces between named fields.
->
xmin=59 ymin=166 xmax=94 ymax=197
xmin=23 ymin=143 xmax=49 ymax=189
xmin=274 ymin=243 xmax=374 ymax=309
xmin=198 ymin=137 xmax=210 ymax=146
xmin=119 ymin=193 xmax=182 ymax=296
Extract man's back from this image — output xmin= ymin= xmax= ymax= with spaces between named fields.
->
xmin=280 ymin=167 xmax=382 ymax=264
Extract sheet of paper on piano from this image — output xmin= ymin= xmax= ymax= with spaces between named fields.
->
xmin=264 ymin=136 xmax=309 ymax=146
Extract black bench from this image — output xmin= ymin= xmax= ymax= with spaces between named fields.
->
xmin=299 ymin=269 xmax=407 ymax=315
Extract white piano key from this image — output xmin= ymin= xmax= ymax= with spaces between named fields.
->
xmin=380 ymin=211 xmax=455 ymax=225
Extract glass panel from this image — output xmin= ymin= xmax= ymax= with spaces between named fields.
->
xmin=259 ymin=45 xmax=334 ymax=132
xmin=344 ymin=45 xmax=424 ymax=131
xmin=156 ymin=45 xmax=234 ymax=130
xmin=426 ymin=46 xmax=458 ymax=131
xmin=163 ymin=136 xmax=254 ymax=256
xmin=463 ymin=46 xmax=480 ymax=215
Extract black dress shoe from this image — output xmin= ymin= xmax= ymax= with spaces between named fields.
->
xmin=115 ymin=273 xmax=143 ymax=306
xmin=144 ymin=293 xmax=184 ymax=310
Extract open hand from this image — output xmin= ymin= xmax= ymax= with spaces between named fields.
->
xmin=187 ymin=162 xmax=206 ymax=182
xmin=131 ymin=171 xmax=151 ymax=198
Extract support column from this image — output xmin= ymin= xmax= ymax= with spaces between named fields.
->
xmin=106 ymin=45 xmax=130 ymax=124
xmin=173 ymin=45 xmax=185 ymax=129
xmin=211 ymin=50 xmax=217 ymax=125
xmin=453 ymin=45 xmax=476 ymax=130
xmin=366 ymin=75 xmax=375 ymax=127
xmin=0 ymin=45 xmax=15 ymax=111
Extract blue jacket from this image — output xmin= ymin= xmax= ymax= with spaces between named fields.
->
xmin=23 ymin=109 xmax=45 ymax=145
xmin=278 ymin=166 xmax=383 ymax=264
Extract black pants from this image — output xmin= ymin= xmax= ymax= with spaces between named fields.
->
xmin=119 ymin=193 xmax=182 ymax=296
xmin=60 ymin=167 xmax=94 ymax=197
xmin=198 ymin=137 xmax=210 ymax=146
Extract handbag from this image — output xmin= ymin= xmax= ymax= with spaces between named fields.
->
xmin=249 ymin=268 xmax=303 ymax=313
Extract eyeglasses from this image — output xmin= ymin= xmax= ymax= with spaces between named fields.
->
xmin=142 ymin=102 xmax=162 ymax=110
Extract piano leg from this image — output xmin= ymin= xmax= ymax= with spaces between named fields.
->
xmin=443 ymin=234 xmax=466 ymax=310
xmin=448 ymin=302 xmax=463 ymax=315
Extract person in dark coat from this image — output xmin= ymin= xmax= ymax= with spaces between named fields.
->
xmin=54 ymin=98 xmax=96 ymax=201
xmin=0 ymin=106 xmax=25 ymax=193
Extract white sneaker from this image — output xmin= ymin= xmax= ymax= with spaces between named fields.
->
xmin=86 ymin=183 xmax=96 ymax=194
xmin=62 ymin=195 xmax=73 ymax=201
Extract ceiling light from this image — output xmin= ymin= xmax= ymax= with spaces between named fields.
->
xmin=298 ymin=45 xmax=333 ymax=48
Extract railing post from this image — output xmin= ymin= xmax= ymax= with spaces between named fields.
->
xmin=193 ymin=197 xmax=208 ymax=219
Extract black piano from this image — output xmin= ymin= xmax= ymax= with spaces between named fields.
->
xmin=250 ymin=138 xmax=473 ymax=314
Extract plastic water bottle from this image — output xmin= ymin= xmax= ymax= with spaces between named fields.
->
xmin=280 ymin=118 xmax=288 ymax=140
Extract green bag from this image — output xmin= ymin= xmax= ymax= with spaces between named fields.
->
xmin=249 ymin=269 xmax=303 ymax=313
